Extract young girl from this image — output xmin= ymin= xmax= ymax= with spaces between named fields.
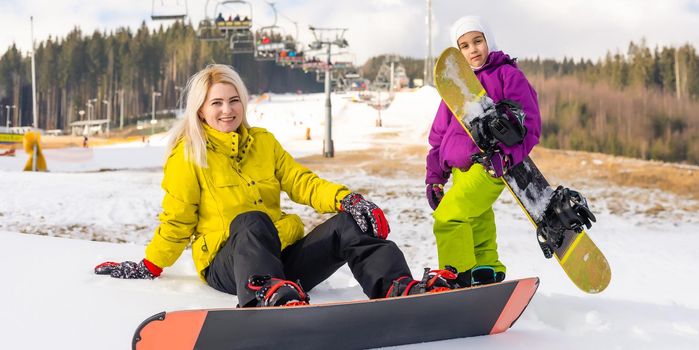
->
xmin=425 ymin=16 xmax=542 ymax=288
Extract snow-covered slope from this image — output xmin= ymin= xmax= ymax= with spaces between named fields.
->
xmin=1 ymin=89 xmax=698 ymax=349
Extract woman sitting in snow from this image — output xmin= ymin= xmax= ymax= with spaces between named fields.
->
xmin=94 ymin=64 xmax=457 ymax=307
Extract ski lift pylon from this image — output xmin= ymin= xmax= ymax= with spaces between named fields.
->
xmin=151 ymin=0 xmax=188 ymax=21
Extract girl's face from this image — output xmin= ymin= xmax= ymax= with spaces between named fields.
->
xmin=199 ymin=83 xmax=244 ymax=133
xmin=457 ymin=31 xmax=489 ymax=68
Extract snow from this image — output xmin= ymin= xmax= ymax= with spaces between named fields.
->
xmin=1 ymin=88 xmax=698 ymax=349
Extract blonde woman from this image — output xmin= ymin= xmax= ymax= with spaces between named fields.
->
xmin=95 ymin=64 xmax=457 ymax=307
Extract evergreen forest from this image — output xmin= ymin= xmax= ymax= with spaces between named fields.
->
xmin=1 ymin=21 xmax=697 ymax=164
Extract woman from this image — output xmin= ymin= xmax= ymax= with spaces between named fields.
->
xmin=95 ymin=64 xmax=456 ymax=307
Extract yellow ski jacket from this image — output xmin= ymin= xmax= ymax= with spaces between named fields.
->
xmin=145 ymin=124 xmax=351 ymax=280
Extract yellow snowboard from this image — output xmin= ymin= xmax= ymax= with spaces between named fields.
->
xmin=434 ymin=47 xmax=610 ymax=293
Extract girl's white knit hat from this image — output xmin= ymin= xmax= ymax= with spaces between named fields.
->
xmin=450 ymin=16 xmax=498 ymax=51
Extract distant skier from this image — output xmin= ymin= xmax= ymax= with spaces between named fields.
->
xmin=425 ymin=16 xmax=542 ymax=288
xmin=82 ymin=135 xmax=88 ymax=148
xmin=95 ymin=64 xmax=457 ymax=307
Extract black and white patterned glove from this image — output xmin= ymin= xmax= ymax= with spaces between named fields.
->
xmin=340 ymin=192 xmax=390 ymax=239
xmin=94 ymin=259 xmax=162 ymax=279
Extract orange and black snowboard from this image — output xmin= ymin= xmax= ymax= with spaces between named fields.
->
xmin=132 ymin=277 xmax=538 ymax=350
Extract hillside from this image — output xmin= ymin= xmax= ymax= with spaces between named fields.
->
xmin=1 ymin=89 xmax=698 ymax=349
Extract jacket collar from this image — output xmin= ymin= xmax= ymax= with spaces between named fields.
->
xmin=203 ymin=123 xmax=254 ymax=160
xmin=474 ymin=50 xmax=517 ymax=74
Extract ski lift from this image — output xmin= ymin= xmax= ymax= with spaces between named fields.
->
xmin=302 ymin=59 xmax=329 ymax=73
xmin=151 ymin=0 xmax=188 ymax=21
xmin=268 ymin=2 xmax=301 ymax=63
xmin=230 ymin=31 xmax=255 ymax=54
xmin=315 ymin=70 xmax=326 ymax=83
xmin=214 ymin=0 xmax=253 ymax=33
xmin=197 ymin=19 xmax=226 ymax=42
xmin=316 ymin=70 xmax=346 ymax=88
xmin=277 ymin=50 xmax=305 ymax=68
xmin=255 ymin=25 xmax=294 ymax=61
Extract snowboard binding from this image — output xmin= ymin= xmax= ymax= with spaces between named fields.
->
xmin=470 ymin=99 xmax=528 ymax=177
xmin=247 ymin=274 xmax=310 ymax=307
xmin=414 ymin=266 xmax=459 ymax=293
xmin=537 ymin=186 xmax=597 ymax=258
xmin=470 ymin=99 xmax=527 ymax=151
xmin=386 ymin=266 xmax=458 ymax=297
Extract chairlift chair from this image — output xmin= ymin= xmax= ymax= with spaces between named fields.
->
xmin=255 ymin=25 xmax=288 ymax=61
xmin=151 ymin=0 xmax=188 ymax=20
xmin=214 ymin=0 xmax=253 ymax=34
xmin=230 ymin=31 xmax=255 ymax=54
xmin=277 ymin=54 xmax=305 ymax=68
xmin=275 ymin=43 xmax=303 ymax=67
xmin=332 ymin=61 xmax=354 ymax=71
xmin=301 ymin=59 xmax=326 ymax=73
xmin=315 ymin=70 xmax=341 ymax=86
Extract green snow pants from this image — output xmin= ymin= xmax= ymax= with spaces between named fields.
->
xmin=432 ymin=164 xmax=506 ymax=274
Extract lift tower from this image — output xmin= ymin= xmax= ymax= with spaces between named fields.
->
xmin=308 ymin=26 xmax=349 ymax=158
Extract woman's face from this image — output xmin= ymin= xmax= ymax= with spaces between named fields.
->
xmin=457 ymin=31 xmax=489 ymax=68
xmin=199 ymin=83 xmax=244 ymax=133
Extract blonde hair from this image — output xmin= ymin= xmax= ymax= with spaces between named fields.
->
xmin=166 ymin=64 xmax=250 ymax=167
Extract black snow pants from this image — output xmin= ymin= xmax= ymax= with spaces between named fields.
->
xmin=205 ymin=211 xmax=412 ymax=307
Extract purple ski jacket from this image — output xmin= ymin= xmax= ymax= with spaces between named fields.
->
xmin=426 ymin=50 xmax=542 ymax=185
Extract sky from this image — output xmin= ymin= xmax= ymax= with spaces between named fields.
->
xmin=1 ymin=0 xmax=699 ymax=64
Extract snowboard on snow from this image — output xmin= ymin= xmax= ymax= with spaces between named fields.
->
xmin=434 ymin=47 xmax=611 ymax=294
xmin=132 ymin=277 xmax=539 ymax=350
